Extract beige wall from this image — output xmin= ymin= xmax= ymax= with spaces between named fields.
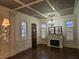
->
xmin=40 ymin=15 xmax=77 ymax=48
xmin=0 ymin=5 xmax=41 ymax=59
xmin=75 ymin=0 xmax=79 ymax=48
xmin=0 ymin=5 xmax=11 ymax=59
xmin=12 ymin=13 xmax=40 ymax=56
xmin=56 ymin=15 xmax=77 ymax=48
xmin=0 ymin=2 xmax=79 ymax=58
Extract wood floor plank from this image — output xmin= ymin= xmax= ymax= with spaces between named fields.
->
xmin=7 ymin=44 xmax=79 ymax=59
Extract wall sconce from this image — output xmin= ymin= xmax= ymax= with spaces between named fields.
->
xmin=0 ymin=18 xmax=10 ymax=41
xmin=2 ymin=18 xmax=10 ymax=29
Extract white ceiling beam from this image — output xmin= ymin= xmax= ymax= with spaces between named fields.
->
xmin=26 ymin=0 xmax=43 ymax=6
xmin=14 ymin=0 xmax=49 ymax=19
xmin=14 ymin=0 xmax=43 ymax=10
xmin=45 ymin=0 xmax=56 ymax=12
xmin=27 ymin=7 xmax=49 ymax=18
xmin=58 ymin=7 xmax=74 ymax=12
xmin=14 ymin=0 xmax=25 ymax=5
xmin=45 ymin=0 xmax=60 ymax=16
xmin=14 ymin=0 xmax=49 ymax=18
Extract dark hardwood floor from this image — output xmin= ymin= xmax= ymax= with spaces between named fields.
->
xmin=7 ymin=44 xmax=79 ymax=59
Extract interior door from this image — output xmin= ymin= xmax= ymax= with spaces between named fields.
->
xmin=32 ymin=23 xmax=37 ymax=48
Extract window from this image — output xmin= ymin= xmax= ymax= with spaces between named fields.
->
xmin=66 ymin=21 xmax=73 ymax=27
xmin=41 ymin=24 xmax=46 ymax=39
xmin=21 ymin=20 xmax=27 ymax=37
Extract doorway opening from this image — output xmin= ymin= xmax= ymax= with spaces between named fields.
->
xmin=32 ymin=23 xmax=37 ymax=48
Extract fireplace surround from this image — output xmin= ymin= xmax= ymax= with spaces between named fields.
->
xmin=48 ymin=35 xmax=63 ymax=48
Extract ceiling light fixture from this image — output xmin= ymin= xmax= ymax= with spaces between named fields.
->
xmin=48 ymin=19 xmax=55 ymax=27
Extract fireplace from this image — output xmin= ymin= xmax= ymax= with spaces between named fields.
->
xmin=47 ymin=35 xmax=63 ymax=48
xmin=50 ymin=40 xmax=59 ymax=46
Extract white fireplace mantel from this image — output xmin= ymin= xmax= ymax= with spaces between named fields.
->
xmin=47 ymin=35 xmax=63 ymax=48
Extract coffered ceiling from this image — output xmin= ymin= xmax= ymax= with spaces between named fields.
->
xmin=0 ymin=0 xmax=75 ymax=19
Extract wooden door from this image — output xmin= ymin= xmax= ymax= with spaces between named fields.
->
xmin=32 ymin=23 xmax=37 ymax=48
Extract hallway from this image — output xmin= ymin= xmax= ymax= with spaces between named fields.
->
xmin=7 ymin=45 xmax=79 ymax=59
